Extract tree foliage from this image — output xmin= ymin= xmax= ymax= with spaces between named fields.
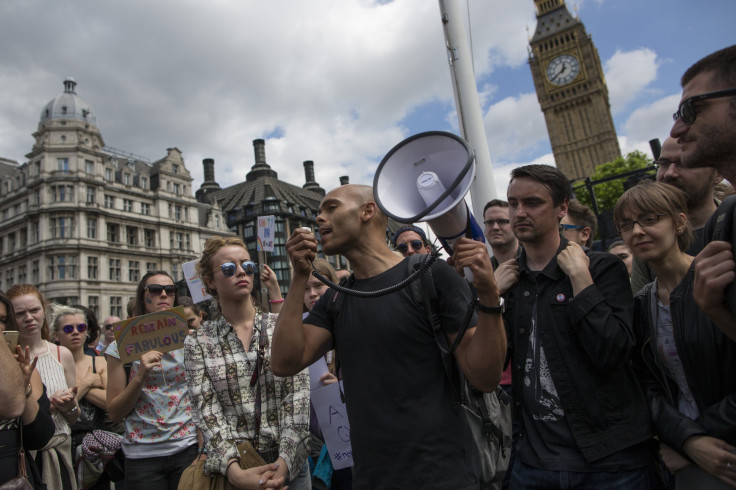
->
xmin=574 ymin=150 xmax=654 ymax=212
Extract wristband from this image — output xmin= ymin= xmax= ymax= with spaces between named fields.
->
xmin=268 ymin=299 xmax=284 ymax=304
xmin=64 ymin=404 xmax=79 ymax=415
xmin=226 ymin=459 xmax=239 ymax=473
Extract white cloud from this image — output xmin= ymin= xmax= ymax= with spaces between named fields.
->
xmin=483 ymin=92 xmax=548 ymax=162
xmin=605 ymin=48 xmax=659 ymax=113
xmin=620 ymin=93 xmax=681 ymax=156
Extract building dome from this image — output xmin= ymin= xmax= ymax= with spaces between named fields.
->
xmin=39 ymin=77 xmax=97 ymax=125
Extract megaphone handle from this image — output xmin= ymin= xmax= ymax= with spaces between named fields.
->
xmin=463 ymin=266 xmax=473 ymax=283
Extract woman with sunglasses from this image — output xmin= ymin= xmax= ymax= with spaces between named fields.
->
xmin=105 ymin=271 xmax=198 ymax=490
xmin=615 ymin=182 xmax=736 ymax=488
xmin=7 ymin=284 xmax=80 ymax=490
xmin=184 ymin=236 xmax=310 ymax=489
xmin=51 ymin=305 xmax=116 ymax=484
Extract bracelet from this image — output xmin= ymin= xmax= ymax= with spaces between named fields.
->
xmin=226 ymin=459 xmax=239 ymax=473
xmin=64 ymin=404 xmax=79 ymax=415
xmin=198 ymin=446 xmax=207 ymax=455
xmin=268 ymin=299 xmax=284 ymax=304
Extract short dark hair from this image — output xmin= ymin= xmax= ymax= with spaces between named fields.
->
xmin=682 ymin=45 xmax=736 ymax=89
xmin=483 ymin=199 xmax=509 ymax=215
xmin=607 ymin=240 xmax=628 ymax=252
xmin=509 ymin=164 xmax=571 ymax=207
xmin=566 ymin=200 xmax=597 ymax=247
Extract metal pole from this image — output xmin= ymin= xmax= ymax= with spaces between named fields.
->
xmin=438 ymin=0 xmax=497 ymax=220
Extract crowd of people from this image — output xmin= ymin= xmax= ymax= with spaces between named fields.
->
xmin=0 ymin=44 xmax=734 ymax=490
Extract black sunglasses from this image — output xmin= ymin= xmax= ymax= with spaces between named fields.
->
xmin=672 ymin=88 xmax=736 ymax=125
xmin=62 ymin=323 xmax=87 ymax=334
xmin=396 ymin=240 xmax=425 ymax=254
xmin=145 ymin=284 xmax=176 ymax=295
xmin=103 ymin=323 xmax=114 ymax=330
xmin=220 ymin=261 xmax=257 ymax=277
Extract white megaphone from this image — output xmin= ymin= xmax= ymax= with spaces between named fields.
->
xmin=373 ymin=131 xmax=485 ymax=277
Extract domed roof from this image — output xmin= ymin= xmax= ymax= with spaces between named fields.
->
xmin=40 ymin=78 xmax=97 ymax=125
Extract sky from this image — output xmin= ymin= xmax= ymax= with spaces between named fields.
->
xmin=0 ymin=0 xmax=733 ymax=206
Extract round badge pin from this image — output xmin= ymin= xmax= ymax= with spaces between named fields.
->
xmin=556 ymin=293 xmax=566 ymax=302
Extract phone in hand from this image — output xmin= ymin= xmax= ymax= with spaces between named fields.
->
xmin=3 ymin=330 xmax=19 ymax=353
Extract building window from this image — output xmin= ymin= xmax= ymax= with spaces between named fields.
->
xmin=52 ymin=185 xmax=74 ymax=202
xmin=87 ymin=218 xmax=97 ymax=239
xmin=88 ymin=256 xmax=98 ymax=279
xmin=14 ymin=203 xmax=20 ymax=215
xmin=127 ymin=226 xmax=138 ymax=245
xmin=31 ymin=260 xmax=39 ymax=283
xmin=129 ymin=261 xmax=140 ymax=282
xmin=57 ymin=158 xmax=70 ymax=173
xmin=18 ymin=265 xmax=26 ymax=284
xmin=88 ymin=296 xmax=99 ymax=318
xmin=172 ymin=164 xmax=179 ymax=174
xmin=123 ymin=173 xmax=131 ymax=186
xmin=146 ymin=262 xmax=157 ymax=272
xmin=19 ymin=229 xmax=26 ymax=248
xmin=144 ymin=229 xmax=155 ymax=248
xmin=172 ymin=262 xmax=180 ymax=281
xmin=185 ymin=234 xmax=191 ymax=250
xmin=170 ymin=232 xmax=184 ymax=250
xmin=51 ymin=217 xmax=74 ymax=238
xmin=33 ymin=189 xmax=40 ymax=206
xmin=48 ymin=255 xmax=76 ymax=280
xmin=86 ymin=187 xmax=96 ymax=203
xmin=141 ymin=177 xmax=148 ymax=190
xmin=123 ymin=199 xmax=133 ymax=212
xmin=31 ymin=221 xmax=39 ymax=243
xmin=104 ymin=195 xmax=115 ymax=208
xmin=85 ymin=160 xmax=94 ymax=174
xmin=105 ymin=168 xmax=113 ymax=181
xmin=5 ymin=268 xmax=14 ymax=290
xmin=110 ymin=297 xmax=122 ymax=318
xmin=109 ymin=258 xmax=121 ymax=281
xmin=175 ymin=205 xmax=182 ymax=220
xmin=173 ymin=183 xmax=181 ymax=195
xmin=141 ymin=203 xmax=150 ymax=215
xmin=215 ymin=215 xmax=220 ymax=229
xmin=8 ymin=233 xmax=15 ymax=251
xmin=107 ymin=224 xmax=119 ymax=243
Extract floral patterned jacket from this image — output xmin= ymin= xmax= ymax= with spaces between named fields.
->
xmin=184 ymin=311 xmax=310 ymax=480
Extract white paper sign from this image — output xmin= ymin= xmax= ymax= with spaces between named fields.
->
xmin=310 ymin=381 xmax=353 ymax=469
xmin=257 ymin=215 xmax=275 ymax=252
xmin=182 ymin=260 xmax=212 ymax=303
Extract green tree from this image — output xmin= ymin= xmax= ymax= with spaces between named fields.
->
xmin=575 ymin=150 xmax=654 ymax=212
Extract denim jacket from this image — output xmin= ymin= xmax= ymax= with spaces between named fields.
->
xmin=503 ymin=237 xmax=651 ymax=462
xmin=633 ymin=266 xmax=736 ymax=451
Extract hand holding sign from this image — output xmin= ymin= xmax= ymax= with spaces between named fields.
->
xmin=112 ymin=306 xmax=189 ymax=364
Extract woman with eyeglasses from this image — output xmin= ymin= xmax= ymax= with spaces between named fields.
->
xmin=51 ymin=305 xmax=118 ymax=485
xmin=7 ymin=284 xmax=80 ymax=490
xmin=184 ymin=236 xmax=310 ymax=489
xmin=615 ymin=182 xmax=736 ymax=488
xmin=105 ymin=271 xmax=198 ymax=489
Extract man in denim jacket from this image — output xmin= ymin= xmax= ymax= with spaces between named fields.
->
xmin=501 ymin=165 xmax=655 ymax=489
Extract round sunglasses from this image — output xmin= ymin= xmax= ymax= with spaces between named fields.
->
xmin=220 ymin=261 xmax=258 ymax=277
xmin=62 ymin=323 xmax=87 ymax=334
xmin=145 ymin=284 xmax=176 ymax=295
xmin=396 ymin=240 xmax=425 ymax=255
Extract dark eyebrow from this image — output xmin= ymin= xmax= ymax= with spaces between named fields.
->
xmin=318 ymin=198 xmax=340 ymax=213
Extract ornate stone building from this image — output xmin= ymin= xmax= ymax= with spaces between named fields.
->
xmin=528 ymin=0 xmax=621 ymax=181
xmin=0 ymin=78 xmax=231 ymax=318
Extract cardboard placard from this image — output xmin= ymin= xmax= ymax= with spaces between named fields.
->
xmin=113 ymin=306 xmax=188 ymax=363
xmin=309 ymin=357 xmax=353 ymax=470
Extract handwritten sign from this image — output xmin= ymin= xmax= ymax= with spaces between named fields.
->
xmin=182 ymin=260 xmax=212 ymax=303
xmin=112 ymin=306 xmax=188 ymax=364
xmin=257 ymin=215 xmax=275 ymax=252
xmin=310 ymin=379 xmax=354 ymax=469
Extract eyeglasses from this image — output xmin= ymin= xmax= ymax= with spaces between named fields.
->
xmin=652 ymin=160 xmax=681 ymax=171
xmin=484 ymin=219 xmax=510 ymax=227
xmin=62 ymin=323 xmax=87 ymax=334
xmin=672 ymin=88 xmax=736 ymax=125
xmin=396 ymin=240 xmax=425 ymax=254
xmin=616 ymin=213 xmax=665 ymax=233
xmin=145 ymin=284 xmax=176 ymax=295
xmin=220 ymin=261 xmax=257 ymax=277
xmin=559 ymin=223 xmax=583 ymax=232
xmin=104 ymin=324 xmax=114 ymax=330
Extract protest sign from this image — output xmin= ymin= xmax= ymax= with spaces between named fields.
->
xmin=257 ymin=215 xmax=275 ymax=252
xmin=182 ymin=259 xmax=211 ymax=303
xmin=310 ymin=380 xmax=354 ymax=469
xmin=112 ymin=306 xmax=188 ymax=364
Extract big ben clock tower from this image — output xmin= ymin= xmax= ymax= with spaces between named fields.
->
xmin=528 ymin=0 xmax=621 ymax=181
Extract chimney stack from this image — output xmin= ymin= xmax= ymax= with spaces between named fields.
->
xmin=246 ymin=139 xmax=277 ymax=182
xmin=195 ymin=158 xmax=221 ymax=202
xmin=203 ymin=158 xmax=216 ymax=183
xmin=302 ymin=160 xmax=325 ymax=196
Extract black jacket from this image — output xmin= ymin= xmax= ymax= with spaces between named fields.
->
xmin=503 ymin=237 xmax=652 ymax=462
xmin=633 ymin=265 xmax=736 ymax=451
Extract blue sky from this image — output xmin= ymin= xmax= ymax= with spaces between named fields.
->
xmin=0 ymin=0 xmax=733 ymax=203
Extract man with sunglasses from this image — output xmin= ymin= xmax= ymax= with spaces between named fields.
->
xmin=391 ymin=224 xmax=431 ymax=256
xmin=669 ymin=46 xmax=736 ymax=341
xmin=96 ymin=315 xmax=121 ymax=355
xmin=559 ymin=200 xmax=596 ymax=249
xmin=273 ymin=184 xmax=506 ymax=489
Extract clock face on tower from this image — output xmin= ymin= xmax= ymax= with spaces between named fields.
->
xmin=546 ymin=54 xmax=581 ymax=86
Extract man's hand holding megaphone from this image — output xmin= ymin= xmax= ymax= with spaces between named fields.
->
xmin=285 ymin=228 xmax=318 ymax=276
xmin=447 ymin=237 xmax=501 ymax=306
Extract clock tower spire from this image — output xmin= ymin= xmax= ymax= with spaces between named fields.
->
xmin=528 ymin=0 xmax=621 ymax=181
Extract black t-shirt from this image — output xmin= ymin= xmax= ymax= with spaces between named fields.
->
xmin=306 ymin=258 xmax=481 ymax=490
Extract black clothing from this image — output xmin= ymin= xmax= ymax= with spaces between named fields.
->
xmin=503 ymin=237 xmax=652 ymax=466
xmin=633 ymin=266 xmax=736 ymax=450
xmin=307 ymin=258 xmax=480 ymax=490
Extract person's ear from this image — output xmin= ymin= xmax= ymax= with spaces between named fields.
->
xmin=581 ymin=227 xmax=592 ymax=244
xmin=557 ymin=199 xmax=569 ymax=220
